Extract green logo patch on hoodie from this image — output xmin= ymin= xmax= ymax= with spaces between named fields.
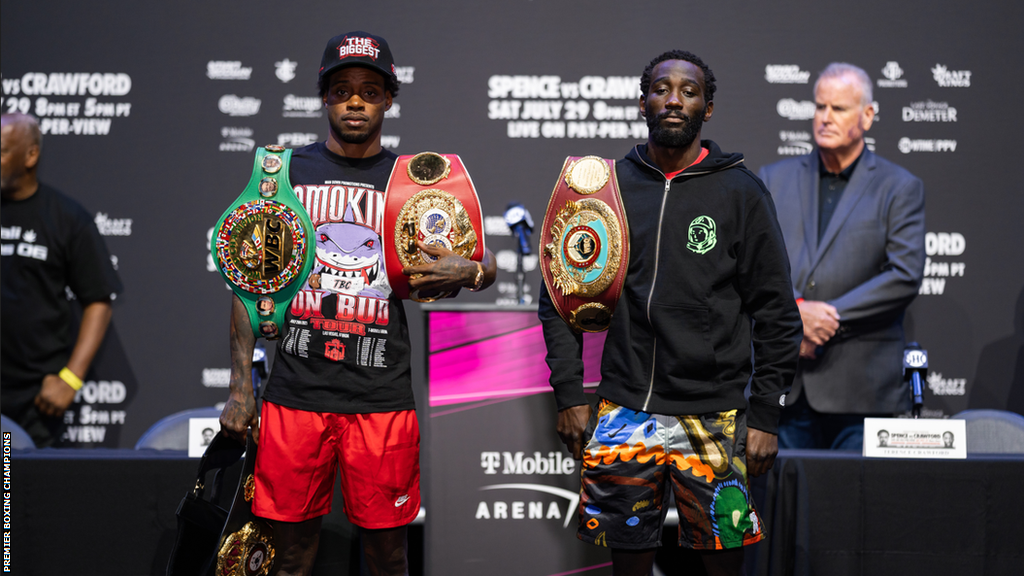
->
xmin=687 ymin=215 xmax=717 ymax=254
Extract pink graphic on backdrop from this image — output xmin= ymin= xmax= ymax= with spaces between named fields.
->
xmin=428 ymin=311 xmax=605 ymax=407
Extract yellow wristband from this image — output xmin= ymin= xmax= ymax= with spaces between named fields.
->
xmin=59 ymin=367 xmax=84 ymax=391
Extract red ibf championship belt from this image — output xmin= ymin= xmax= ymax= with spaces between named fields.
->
xmin=540 ymin=156 xmax=629 ymax=332
xmin=383 ymin=152 xmax=486 ymax=302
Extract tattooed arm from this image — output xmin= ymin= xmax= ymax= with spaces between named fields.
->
xmin=219 ymin=294 xmax=260 ymax=443
xmin=403 ymin=240 xmax=497 ymax=293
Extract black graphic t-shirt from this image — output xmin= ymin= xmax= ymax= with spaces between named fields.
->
xmin=261 ymin=143 xmax=414 ymax=414
xmin=1 ymin=184 xmax=122 ymax=403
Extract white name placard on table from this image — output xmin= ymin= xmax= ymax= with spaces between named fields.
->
xmin=863 ymin=417 xmax=967 ymax=459
xmin=188 ymin=417 xmax=221 ymax=458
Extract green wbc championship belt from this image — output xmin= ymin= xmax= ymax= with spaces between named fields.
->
xmin=211 ymin=145 xmax=315 ymax=340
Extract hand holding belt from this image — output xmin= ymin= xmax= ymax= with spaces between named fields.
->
xmin=382 ymin=152 xmax=486 ymax=302
xmin=540 ymin=156 xmax=629 ymax=332
xmin=211 ymin=145 xmax=315 ymax=340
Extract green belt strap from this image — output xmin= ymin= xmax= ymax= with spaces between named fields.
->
xmin=211 ymin=145 xmax=315 ymax=340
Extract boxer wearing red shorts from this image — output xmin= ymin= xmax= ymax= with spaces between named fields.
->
xmin=253 ymin=401 xmax=420 ymax=528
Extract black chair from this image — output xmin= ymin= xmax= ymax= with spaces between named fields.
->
xmin=134 ymin=407 xmax=222 ymax=451
xmin=952 ymin=409 xmax=1024 ymax=454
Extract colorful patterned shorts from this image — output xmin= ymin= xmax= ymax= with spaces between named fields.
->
xmin=577 ymin=399 xmax=765 ymax=550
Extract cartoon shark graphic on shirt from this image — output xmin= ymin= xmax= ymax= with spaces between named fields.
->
xmin=307 ymin=201 xmax=391 ymax=299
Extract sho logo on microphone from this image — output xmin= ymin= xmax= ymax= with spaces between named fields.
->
xmin=904 ymin=349 xmax=928 ymax=368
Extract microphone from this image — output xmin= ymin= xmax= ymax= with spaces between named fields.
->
xmin=903 ymin=342 xmax=928 ymax=418
xmin=504 ymin=202 xmax=534 ymax=256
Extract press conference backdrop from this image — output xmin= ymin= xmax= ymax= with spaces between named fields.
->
xmin=1 ymin=1 xmax=1022 ymax=448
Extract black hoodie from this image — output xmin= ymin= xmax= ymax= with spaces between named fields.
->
xmin=539 ymin=140 xmax=802 ymax=434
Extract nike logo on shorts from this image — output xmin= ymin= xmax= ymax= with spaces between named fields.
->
xmin=395 ymin=494 xmax=410 ymax=507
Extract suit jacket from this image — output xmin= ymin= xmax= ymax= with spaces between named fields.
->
xmin=758 ymin=148 xmax=925 ymax=413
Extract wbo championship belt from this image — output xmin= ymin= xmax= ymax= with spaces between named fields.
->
xmin=382 ymin=152 xmax=485 ymax=302
xmin=211 ymin=145 xmax=315 ymax=340
xmin=540 ymin=156 xmax=629 ymax=332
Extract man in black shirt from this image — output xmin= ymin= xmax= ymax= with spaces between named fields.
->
xmin=1 ymin=112 xmax=121 ymax=447
xmin=219 ymin=32 xmax=495 ymax=576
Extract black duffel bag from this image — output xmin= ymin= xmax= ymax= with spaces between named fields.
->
xmin=166 ymin=432 xmax=245 ymax=576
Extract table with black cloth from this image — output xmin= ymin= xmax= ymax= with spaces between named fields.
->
xmin=747 ymin=450 xmax=1024 ymax=576
xmin=6 ymin=449 xmax=1022 ymax=575
xmin=5 ymin=449 xmax=367 ymax=576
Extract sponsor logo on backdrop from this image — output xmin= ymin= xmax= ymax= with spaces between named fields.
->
xmin=275 ymin=58 xmax=297 ymax=83
xmin=920 ymin=232 xmax=966 ymax=295
xmin=494 ymin=252 xmax=537 ymax=305
xmin=94 ymin=213 xmax=132 ymax=236
xmin=220 ymin=126 xmax=255 ymax=152
xmin=277 ymin=132 xmax=318 ymax=147
xmin=381 ymin=135 xmax=400 ymax=148
xmin=384 ymin=103 xmax=401 ymax=119
xmin=62 ymin=380 xmax=128 ymax=444
xmin=495 ymin=281 xmax=532 ymax=304
xmin=481 ymin=451 xmax=576 ymax=475
xmin=877 ymin=61 xmax=908 ymax=88
xmin=202 ymin=368 xmax=231 ymax=388
xmin=898 ymin=138 xmax=956 ymax=154
xmin=394 ymin=66 xmax=415 ymax=84
xmin=476 ymin=451 xmax=579 ymax=526
xmin=932 ymin=64 xmax=971 ymax=87
xmin=927 ymin=372 xmax=967 ymax=396
xmin=2 ymin=72 xmax=133 ymax=136
xmin=764 ymin=65 xmax=810 ymax=84
xmin=487 ymin=74 xmax=646 ymax=139
xmin=777 ymin=98 xmax=815 ymax=121
xmin=903 ymin=101 xmax=957 ymax=122
xmin=282 ymin=94 xmax=322 ymax=118
xmin=219 ymin=95 xmax=261 ymax=117
xmin=484 ymin=216 xmax=511 ymax=236
xmin=496 ymin=251 xmax=537 ymax=274
xmin=865 ymin=136 xmax=876 ymax=152
xmin=777 ymin=130 xmax=813 ymax=156
xmin=207 ymin=61 xmax=252 ymax=80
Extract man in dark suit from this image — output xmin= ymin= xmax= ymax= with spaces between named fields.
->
xmin=758 ymin=63 xmax=925 ymax=450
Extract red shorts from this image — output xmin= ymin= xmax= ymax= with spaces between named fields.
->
xmin=252 ymin=400 xmax=420 ymax=528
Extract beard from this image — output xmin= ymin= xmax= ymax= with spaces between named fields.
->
xmin=338 ymin=127 xmax=372 ymax=144
xmin=647 ymin=106 xmax=705 ymax=149
xmin=328 ymin=111 xmax=380 ymax=145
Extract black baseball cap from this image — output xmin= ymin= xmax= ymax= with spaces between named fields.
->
xmin=319 ymin=31 xmax=397 ymax=84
